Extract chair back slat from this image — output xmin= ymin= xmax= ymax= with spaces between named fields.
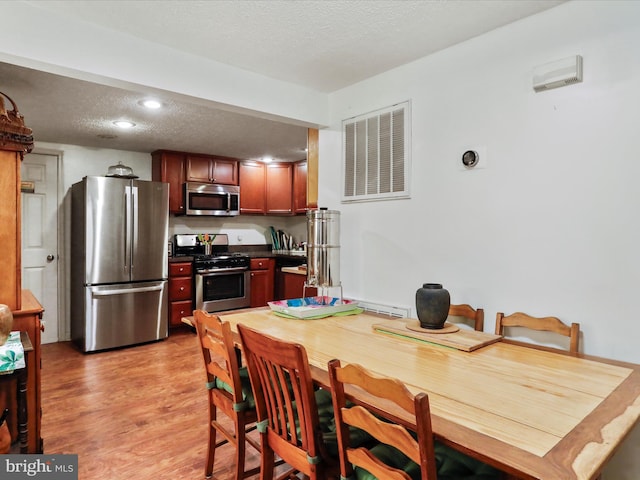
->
xmin=348 ymin=447 xmax=412 ymax=480
xmin=335 ymin=362 xmax=415 ymax=413
xmin=448 ymin=304 xmax=484 ymax=331
xmin=343 ymin=406 xmax=420 ymax=464
xmin=495 ymin=311 xmax=580 ymax=354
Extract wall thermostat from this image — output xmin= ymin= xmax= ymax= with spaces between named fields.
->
xmin=462 ymin=150 xmax=479 ymax=168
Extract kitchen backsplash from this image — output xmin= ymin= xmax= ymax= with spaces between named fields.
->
xmin=169 ymin=214 xmax=307 ymax=247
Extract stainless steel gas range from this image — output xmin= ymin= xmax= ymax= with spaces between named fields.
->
xmin=173 ymin=233 xmax=251 ymax=313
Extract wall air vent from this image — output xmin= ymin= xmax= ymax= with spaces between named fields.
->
xmin=342 ymin=101 xmax=411 ymax=202
xmin=533 ymin=55 xmax=583 ymax=92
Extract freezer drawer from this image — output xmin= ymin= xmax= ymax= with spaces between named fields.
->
xmin=74 ymin=281 xmax=168 ymax=352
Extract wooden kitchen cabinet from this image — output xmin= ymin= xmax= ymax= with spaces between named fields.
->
xmin=249 ymin=257 xmax=275 ymax=307
xmin=280 ymin=269 xmax=316 ymax=300
xmin=292 ymin=160 xmax=308 ymax=214
xmin=239 ymin=161 xmax=296 ymax=215
xmin=152 ymin=150 xmax=187 ymax=214
xmin=239 ymin=162 xmax=266 ymax=214
xmin=186 ymin=154 xmax=238 ymax=185
xmin=168 ymin=262 xmax=193 ymax=327
xmin=266 ymin=163 xmax=293 ymax=214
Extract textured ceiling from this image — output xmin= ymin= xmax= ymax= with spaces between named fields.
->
xmin=3 ymin=0 xmax=566 ymax=158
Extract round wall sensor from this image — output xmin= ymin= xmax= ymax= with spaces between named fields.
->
xmin=462 ymin=150 xmax=479 ymax=168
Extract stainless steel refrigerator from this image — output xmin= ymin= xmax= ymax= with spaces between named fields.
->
xmin=70 ymin=176 xmax=169 ymax=352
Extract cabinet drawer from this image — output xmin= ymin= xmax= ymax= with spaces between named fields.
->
xmin=169 ymin=262 xmax=192 ymax=277
xmin=169 ymin=277 xmax=192 ymax=300
xmin=250 ymin=258 xmax=272 ymax=270
xmin=170 ymin=300 xmax=193 ymax=327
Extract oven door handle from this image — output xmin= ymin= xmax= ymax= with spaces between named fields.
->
xmin=197 ymin=267 xmax=248 ymax=274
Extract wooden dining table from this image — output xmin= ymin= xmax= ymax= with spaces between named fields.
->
xmin=187 ymin=307 xmax=640 ymax=480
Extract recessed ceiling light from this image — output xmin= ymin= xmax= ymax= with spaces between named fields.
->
xmin=139 ymin=99 xmax=162 ymax=109
xmin=113 ymin=120 xmax=136 ymax=129
xmin=262 ymin=156 xmax=273 ymax=163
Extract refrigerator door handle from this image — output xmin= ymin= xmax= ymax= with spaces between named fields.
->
xmin=91 ymin=284 xmax=164 ymax=296
xmin=124 ymin=185 xmax=131 ymax=271
xmin=131 ymin=185 xmax=138 ymax=269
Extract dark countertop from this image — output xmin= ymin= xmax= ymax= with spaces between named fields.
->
xmin=169 ymin=248 xmax=306 ymax=263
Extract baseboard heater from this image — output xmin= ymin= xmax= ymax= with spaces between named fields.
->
xmin=350 ymin=299 xmax=411 ymax=318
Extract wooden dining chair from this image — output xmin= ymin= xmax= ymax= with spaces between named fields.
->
xmin=328 ymin=358 xmax=438 ymax=480
xmin=495 ymin=311 xmax=580 ymax=355
xmin=448 ymin=304 xmax=484 ymax=331
xmin=328 ymin=359 xmax=502 ymax=480
xmin=193 ymin=310 xmax=261 ymax=480
xmin=237 ymin=323 xmax=340 ymax=480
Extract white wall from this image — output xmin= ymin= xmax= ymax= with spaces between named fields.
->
xmin=321 ymin=2 xmax=640 ymax=477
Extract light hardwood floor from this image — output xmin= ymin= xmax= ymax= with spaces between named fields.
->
xmin=41 ymin=328 xmax=261 ymax=479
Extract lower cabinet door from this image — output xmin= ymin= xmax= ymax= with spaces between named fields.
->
xmin=170 ymin=300 xmax=193 ymax=327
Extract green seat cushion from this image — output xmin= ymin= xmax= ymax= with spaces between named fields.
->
xmin=316 ymin=388 xmax=374 ymax=458
xmin=435 ymin=442 xmax=502 ymax=479
xmin=213 ymin=366 xmax=256 ymax=410
xmin=351 ymin=441 xmax=501 ymax=480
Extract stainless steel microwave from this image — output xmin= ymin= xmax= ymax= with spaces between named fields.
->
xmin=185 ymin=182 xmax=240 ymax=216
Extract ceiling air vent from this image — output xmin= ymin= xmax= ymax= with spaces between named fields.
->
xmin=533 ymin=55 xmax=583 ymax=92
xmin=342 ymin=101 xmax=410 ymax=202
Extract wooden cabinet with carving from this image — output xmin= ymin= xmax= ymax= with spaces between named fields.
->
xmin=186 ymin=154 xmax=238 ymax=185
xmin=168 ymin=262 xmax=193 ymax=327
xmin=152 ymin=150 xmax=187 ymax=214
xmin=250 ymin=258 xmax=275 ymax=307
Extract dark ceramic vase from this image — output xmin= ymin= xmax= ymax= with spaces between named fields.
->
xmin=415 ymin=283 xmax=450 ymax=329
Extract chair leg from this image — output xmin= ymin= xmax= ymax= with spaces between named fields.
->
xmin=205 ymin=406 xmax=217 ymax=478
xmin=235 ymin=419 xmax=246 ymax=480
xmin=260 ymin=442 xmax=275 ymax=480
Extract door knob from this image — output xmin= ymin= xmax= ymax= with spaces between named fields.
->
xmin=46 ymin=254 xmax=55 ymax=262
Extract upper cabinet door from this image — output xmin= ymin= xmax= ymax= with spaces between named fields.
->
xmin=239 ymin=162 xmax=266 ymax=214
xmin=185 ymin=155 xmax=212 ymax=183
xmin=293 ymin=160 xmax=307 ymax=214
xmin=266 ymin=163 xmax=293 ymax=215
xmin=211 ymin=158 xmax=238 ymax=185
xmin=152 ymin=150 xmax=186 ymax=215
xmin=185 ymin=155 xmax=238 ymax=185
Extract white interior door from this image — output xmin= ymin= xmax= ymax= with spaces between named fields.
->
xmin=21 ymin=152 xmax=59 ymax=344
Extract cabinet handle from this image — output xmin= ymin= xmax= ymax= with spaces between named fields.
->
xmin=180 ymin=287 xmax=185 ymax=291
xmin=179 ymin=267 xmax=184 ymax=272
